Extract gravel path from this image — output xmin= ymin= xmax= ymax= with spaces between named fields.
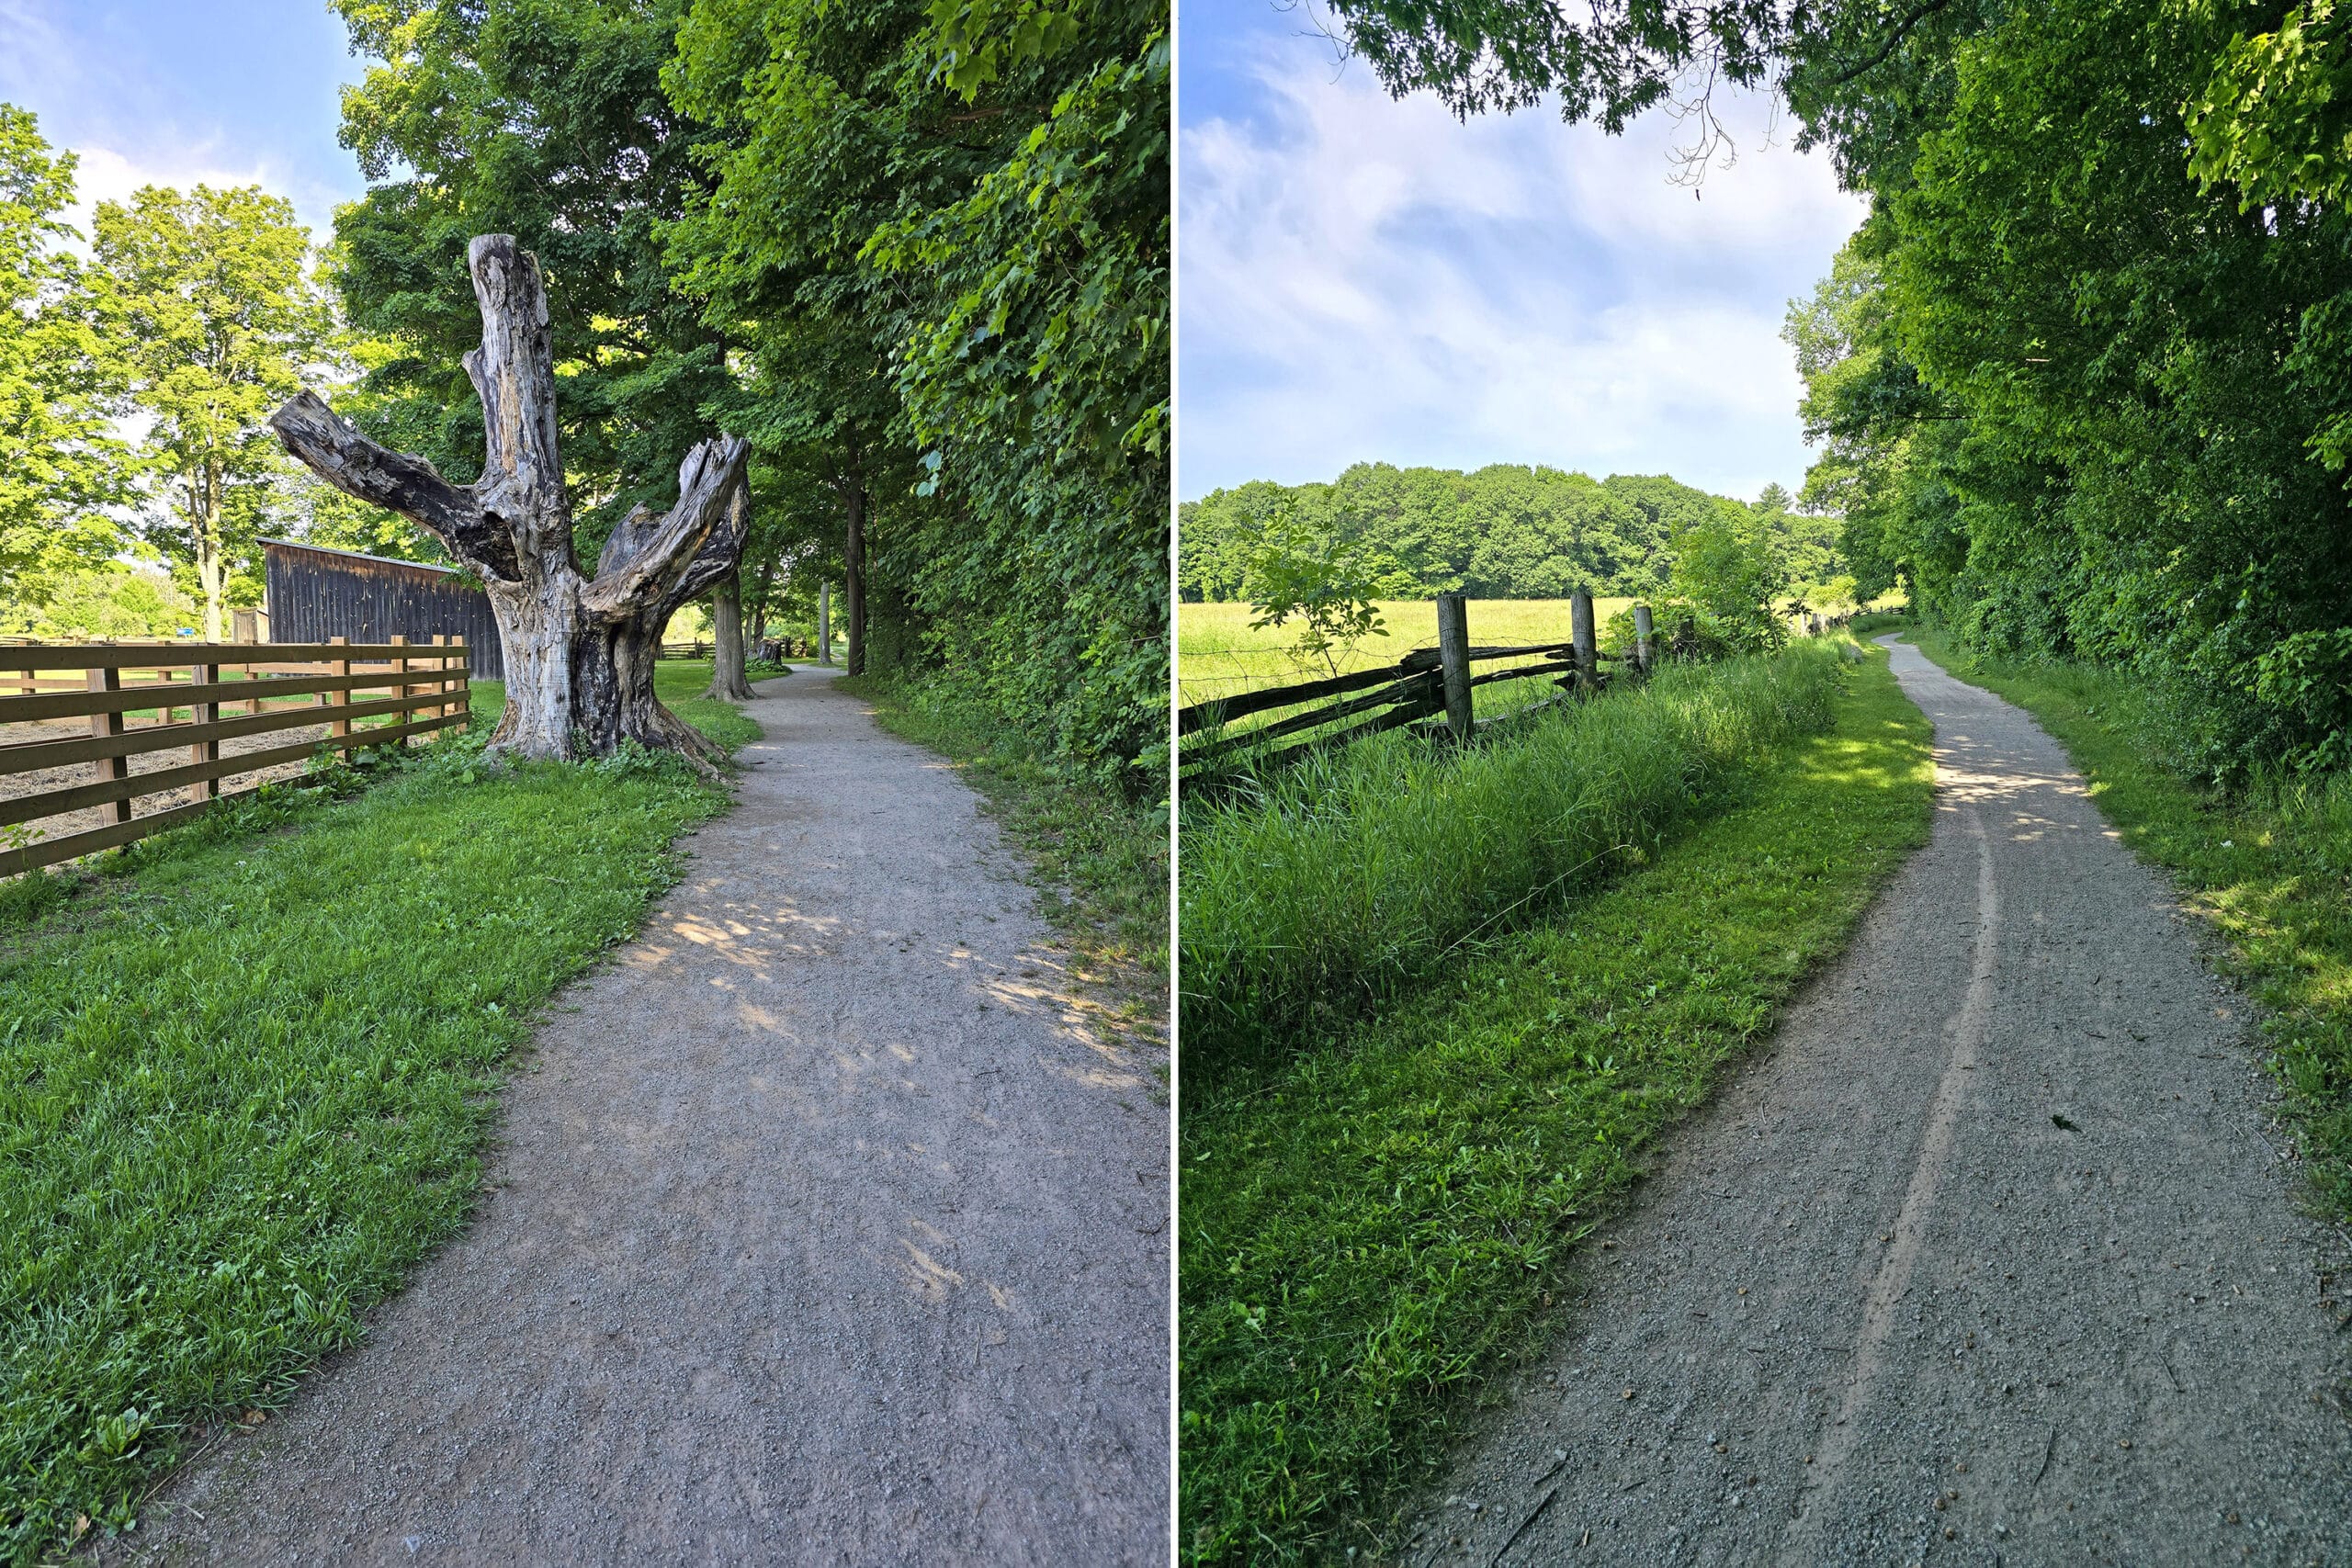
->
xmin=97 ymin=666 xmax=1170 ymax=1565
xmin=1405 ymin=637 xmax=2352 ymax=1566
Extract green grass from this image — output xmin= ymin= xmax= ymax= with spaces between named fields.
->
xmin=1177 ymin=643 xmax=1936 ymax=1563
xmin=0 ymin=675 xmax=761 ymax=1563
xmin=1181 ymin=644 xmax=1852 ymax=1077
xmin=1902 ymin=628 xmax=2352 ymax=1221
xmin=839 ymin=672 xmax=1169 ymax=1039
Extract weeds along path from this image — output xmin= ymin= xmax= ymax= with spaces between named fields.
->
xmin=1411 ymin=637 xmax=2352 ymax=1566
xmin=97 ymin=666 xmax=1170 ymax=1566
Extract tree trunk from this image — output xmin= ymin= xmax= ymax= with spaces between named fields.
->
xmin=704 ymin=570 xmax=753 ymax=700
xmin=269 ymin=233 xmax=748 ymax=770
xmin=195 ymin=473 xmax=225 ymax=643
xmin=747 ymin=550 xmax=777 ymax=653
xmin=844 ymin=483 xmax=867 ymax=678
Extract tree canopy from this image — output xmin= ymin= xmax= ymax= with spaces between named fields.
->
xmin=1330 ymin=0 xmax=2352 ymax=776
xmin=1179 ymin=462 xmax=1843 ymax=606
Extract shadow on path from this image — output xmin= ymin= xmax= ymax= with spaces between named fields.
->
xmin=103 ymin=666 xmax=1170 ymax=1566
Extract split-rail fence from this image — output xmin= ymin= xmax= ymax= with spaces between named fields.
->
xmin=1177 ymin=591 xmax=1661 ymax=788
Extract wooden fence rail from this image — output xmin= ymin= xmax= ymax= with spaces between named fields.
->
xmin=1176 ymin=592 xmax=1634 ymax=784
xmin=0 ymin=636 xmax=469 ymax=878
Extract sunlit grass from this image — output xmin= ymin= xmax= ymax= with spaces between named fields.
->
xmin=1178 ymin=643 xmax=1936 ymax=1563
xmin=0 ymin=682 xmax=760 ymax=1563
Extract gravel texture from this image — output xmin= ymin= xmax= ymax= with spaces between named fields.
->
xmin=1400 ymin=637 xmax=2352 ymax=1567
xmin=96 ymin=666 xmax=1170 ymax=1565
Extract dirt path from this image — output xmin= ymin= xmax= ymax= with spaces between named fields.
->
xmin=97 ymin=666 xmax=1170 ymax=1565
xmin=1406 ymin=637 xmax=2352 ymax=1566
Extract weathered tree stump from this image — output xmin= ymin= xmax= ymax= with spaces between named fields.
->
xmin=268 ymin=234 xmax=749 ymax=769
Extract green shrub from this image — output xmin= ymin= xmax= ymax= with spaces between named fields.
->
xmin=1179 ymin=642 xmax=1848 ymax=1077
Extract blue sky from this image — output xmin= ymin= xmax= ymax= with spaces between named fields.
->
xmin=1178 ymin=0 xmax=1870 ymax=502
xmin=0 ymin=0 xmax=368 ymax=242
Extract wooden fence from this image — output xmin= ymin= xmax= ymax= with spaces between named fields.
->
xmin=0 ymin=635 xmax=469 ymax=878
xmin=1177 ymin=592 xmax=1651 ymax=785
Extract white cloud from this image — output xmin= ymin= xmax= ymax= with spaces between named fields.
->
xmin=60 ymin=145 xmax=283 ymax=244
xmin=1176 ymin=51 xmax=1869 ymax=501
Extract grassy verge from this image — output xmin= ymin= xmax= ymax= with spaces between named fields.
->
xmin=1177 ymin=643 xmax=1935 ymax=1563
xmin=0 ymin=679 xmax=758 ymax=1563
xmin=1903 ymin=628 xmax=2352 ymax=1220
xmin=1181 ymin=644 xmax=1850 ymax=1077
xmin=839 ymin=673 xmax=1169 ymax=1046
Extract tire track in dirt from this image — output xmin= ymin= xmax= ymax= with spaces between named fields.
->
xmin=95 ymin=667 xmax=1170 ymax=1566
xmin=1405 ymin=637 xmax=2352 ymax=1567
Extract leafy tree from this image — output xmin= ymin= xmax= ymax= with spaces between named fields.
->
xmin=0 ymin=562 xmax=195 ymax=640
xmin=0 ymin=105 xmax=127 ymax=605
xmin=1178 ymin=463 xmax=1782 ymax=602
xmin=666 ymin=0 xmax=1170 ymax=780
xmin=85 ymin=185 xmax=334 ymax=641
xmin=1242 ymin=508 xmax=1390 ymax=678
xmin=1662 ymin=504 xmax=1787 ymax=651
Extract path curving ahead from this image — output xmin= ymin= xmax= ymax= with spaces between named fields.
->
xmin=1410 ymin=637 xmax=2351 ymax=1566
xmin=100 ymin=666 xmax=1170 ymax=1566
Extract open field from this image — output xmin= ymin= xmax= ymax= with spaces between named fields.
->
xmin=1178 ymin=641 xmax=1936 ymax=1562
xmin=1177 ymin=599 xmax=1636 ymax=709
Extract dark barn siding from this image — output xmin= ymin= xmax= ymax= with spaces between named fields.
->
xmin=262 ymin=539 xmax=504 ymax=682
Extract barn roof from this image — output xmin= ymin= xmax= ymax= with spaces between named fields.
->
xmin=258 ymin=538 xmax=460 ymax=576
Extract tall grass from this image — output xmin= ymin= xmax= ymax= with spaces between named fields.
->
xmin=1179 ymin=641 xmax=1850 ymax=1077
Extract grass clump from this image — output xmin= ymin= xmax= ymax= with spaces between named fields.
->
xmin=1180 ymin=642 xmax=1849 ymax=1076
xmin=1904 ymin=629 xmax=2352 ymax=1220
xmin=1177 ymin=646 xmax=1934 ymax=1563
xmin=0 ymin=680 xmax=759 ymax=1563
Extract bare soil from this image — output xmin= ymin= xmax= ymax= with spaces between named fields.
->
xmin=1 ymin=713 xmax=336 ymax=846
xmin=94 ymin=666 xmax=1170 ymax=1565
xmin=1401 ymin=637 xmax=2352 ymax=1566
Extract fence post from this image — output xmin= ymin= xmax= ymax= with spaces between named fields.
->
xmin=1570 ymin=590 xmax=1598 ymax=693
xmin=431 ymin=634 xmax=450 ymax=733
xmin=1436 ymin=592 xmax=1473 ymax=741
xmin=1633 ymin=604 xmax=1656 ymax=674
xmin=88 ymin=665 xmax=130 ymax=824
xmin=191 ymin=658 xmax=220 ymax=804
xmin=390 ymin=635 xmax=413 ymax=746
xmin=327 ymin=635 xmax=352 ymax=758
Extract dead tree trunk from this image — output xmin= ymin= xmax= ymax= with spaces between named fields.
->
xmin=705 ymin=566 xmax=754 ymax=701
xmin=267 ymin=234 xmax=748 ymax=769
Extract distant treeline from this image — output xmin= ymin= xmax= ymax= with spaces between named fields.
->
xmin=1177 ymin=464 xmax=1844 ymax=603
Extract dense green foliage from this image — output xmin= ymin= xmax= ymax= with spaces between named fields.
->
xmin=324 ymin=0 xmax=1168 ymax=784
xmin=0 ymin=107 xmax=352 ymax=627
xmin=1180 ymin=642 xmax=1847 ymax=1077
xmin=664 ymin=0 xmax=1169 ymax=779
xmin=1178 ymin=464 xmax=1843 ymax=607
xmin=0 ymin=666 xmax=754 ymax=1565
xmin=1784 ymin=0 xmax=2352 ymax=779
xmin=1334 ymin=0 xmax=2352 ymax=783
xmin=1180 ymin=644 xmax=1934 ymax=1562
xmin=88 ymin=186 xmax=334 ymax=640
xmin=0 ymin=107 xmax=123 ymax=602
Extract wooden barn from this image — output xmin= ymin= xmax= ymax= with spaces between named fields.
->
xmin=261 ymin=539 xmax=505 ymax=681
